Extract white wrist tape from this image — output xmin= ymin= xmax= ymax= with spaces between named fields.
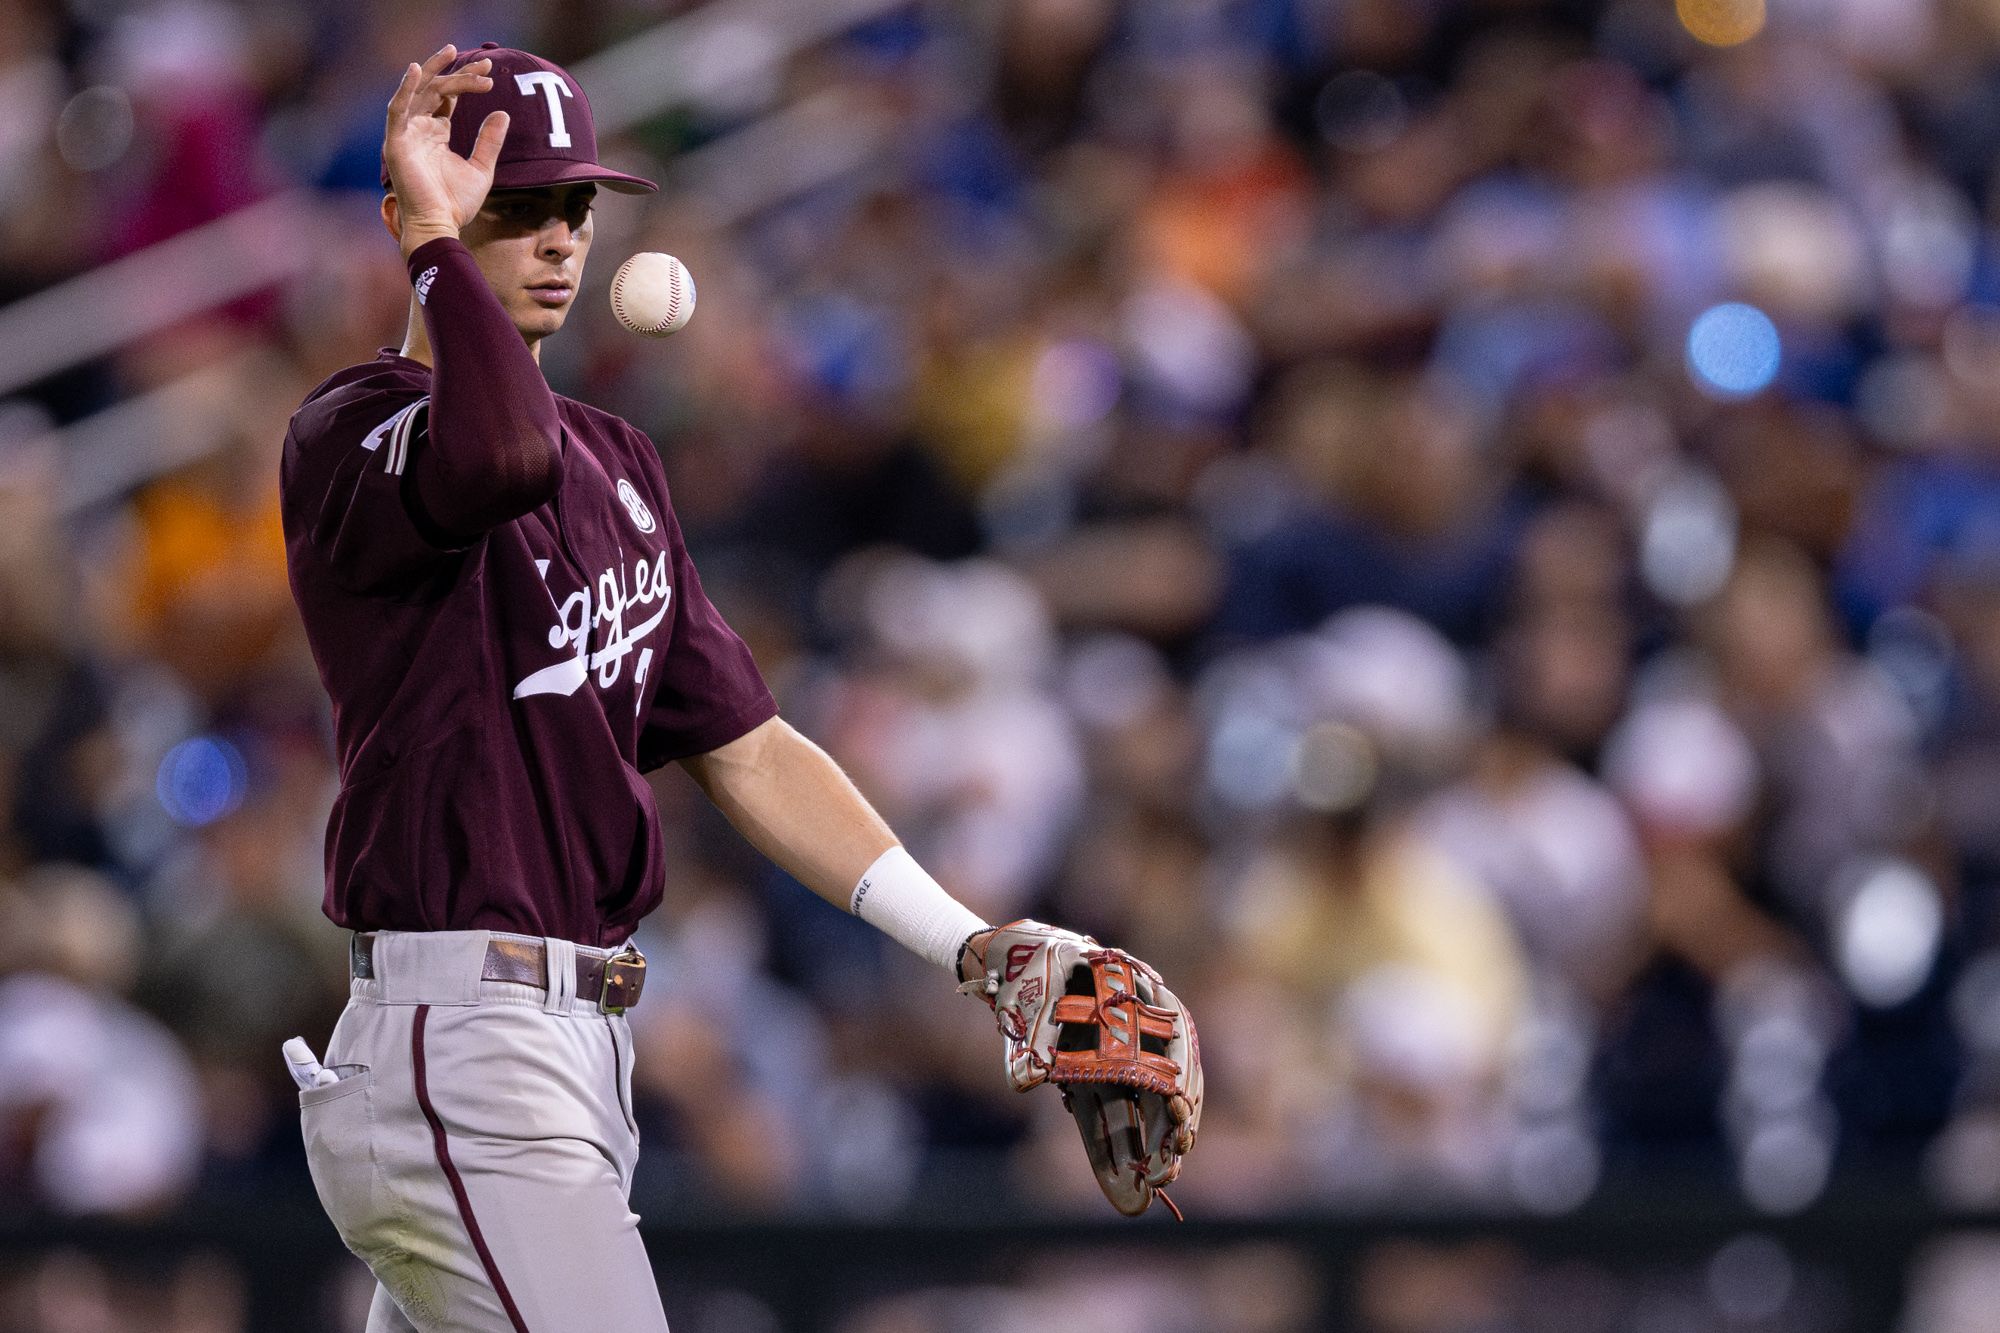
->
xmin=850 ymin=845 xmax=987 ymax=971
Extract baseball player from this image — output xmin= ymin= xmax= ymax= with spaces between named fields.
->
xmin=279 ymin=45 xmax=1197 ymax=1333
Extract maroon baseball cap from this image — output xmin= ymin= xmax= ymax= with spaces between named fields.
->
xmin=381 ymin=43 xmax=657 ymax=195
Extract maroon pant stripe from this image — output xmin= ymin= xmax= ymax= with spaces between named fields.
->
xmin=413 ymin=1004 xmax=532 ymax=1333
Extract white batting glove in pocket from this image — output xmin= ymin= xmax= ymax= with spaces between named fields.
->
xmin=283 ymin=1037 xmax=342 ymax=1090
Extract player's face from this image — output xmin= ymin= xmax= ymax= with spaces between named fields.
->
xmin=459 ymin=183 xmax=596 ymax=344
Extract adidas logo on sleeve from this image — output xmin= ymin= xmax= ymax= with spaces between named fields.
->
xmin=414 ymin=267 xmax=438 ymax=304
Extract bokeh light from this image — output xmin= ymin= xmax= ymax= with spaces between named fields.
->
xmin=1207 ymin=706 xmax=1297 ymax=810
xmin=1837 ymin=858 xmax=1943 ymax=1008
xmin=1676 ymin=0 xmax=1767 ymax=46
xmin=1029 ymin=338 xmax=1122 ymax=433
xmin=1686 ymin=302 xmax=1782 ymax=398
xmin=1707 ymin=1234 xmax=1794 ymax=1323
xmin=1640 ymin=470 xmax=1739 ymax=605
xmin=1291 ymin=720 xmax=1377 ymax=813
xmin=1509 ymin=1121 xmax=1602 ymax=1214
xmin=55 ymin=87 xmax=134 ymax=172
xmin=156 ymin=736 xmax=247 ymax=828
xmin=1739 ymin=1115 xmax=1834 ymax=1213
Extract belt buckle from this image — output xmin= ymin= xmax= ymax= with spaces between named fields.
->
xmin=601 ymin=943 xmax=646 ymax=1015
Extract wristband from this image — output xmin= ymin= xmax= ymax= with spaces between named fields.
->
xmin=850 ymin=845 xmax=987 ymax=971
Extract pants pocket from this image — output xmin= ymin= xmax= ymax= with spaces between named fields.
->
xmin=303 ymin=1068 xmax=453 ymax=1329
xmin=301 ymin=1067 xmax=378 ymax=1247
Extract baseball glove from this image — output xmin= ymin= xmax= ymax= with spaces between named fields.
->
xmin=959 ymin=919 xmax=1202 ymax=1218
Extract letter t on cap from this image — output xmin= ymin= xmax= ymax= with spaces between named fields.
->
xmin=515 ymin=71 xmax=574 ymax=148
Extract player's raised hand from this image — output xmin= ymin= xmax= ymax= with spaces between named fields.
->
xmin=384 ymin=46 xmax=509 ymax=255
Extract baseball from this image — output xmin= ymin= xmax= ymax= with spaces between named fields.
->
xmin=610 ymin=252 xmax=696 ymax=337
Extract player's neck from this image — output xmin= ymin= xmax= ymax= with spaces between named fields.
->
xmin=398 ymin=300 xmax=544 ymax=367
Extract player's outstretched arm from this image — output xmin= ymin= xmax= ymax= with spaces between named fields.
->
xmin=682 ymin=717 xmax=1201 ymax=1217
xmin=679 ymin=716 xmax=991 ymax=970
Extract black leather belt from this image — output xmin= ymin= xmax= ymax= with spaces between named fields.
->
xmin=350 ymin=933 xmax=647 ymax=1013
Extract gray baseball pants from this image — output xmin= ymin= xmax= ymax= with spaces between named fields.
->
xmin=300 ymin=930 xmax=669 ymax=1333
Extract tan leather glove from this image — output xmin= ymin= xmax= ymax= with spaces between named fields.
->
xmin=960 ymin=919 xmax=1202 ymax=1217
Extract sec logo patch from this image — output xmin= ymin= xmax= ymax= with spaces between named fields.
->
xmin=616 ymin=478 xmax=656 ymax=533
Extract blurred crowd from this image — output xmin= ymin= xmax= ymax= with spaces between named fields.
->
xmin=10 ymin=0 xmax=2000 ymax=1323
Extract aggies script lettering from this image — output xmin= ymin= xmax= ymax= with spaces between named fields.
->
xmin=514 ymin=547 xmax=671 ymax=706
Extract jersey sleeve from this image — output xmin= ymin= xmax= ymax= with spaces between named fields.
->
xmin=403 ymin=238 xmax=564 ymax=537
xmin=637 ymin=504 xmax=778 ymax=769
xmin=284 ymin=386 xmax=477 ymax=598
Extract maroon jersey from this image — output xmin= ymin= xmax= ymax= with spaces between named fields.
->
xmin=281 ymin=240 xmax=774 ymax=946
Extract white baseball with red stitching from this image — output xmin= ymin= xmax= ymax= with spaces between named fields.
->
xmin=609 ymin=252 xmax=696 ymax=337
